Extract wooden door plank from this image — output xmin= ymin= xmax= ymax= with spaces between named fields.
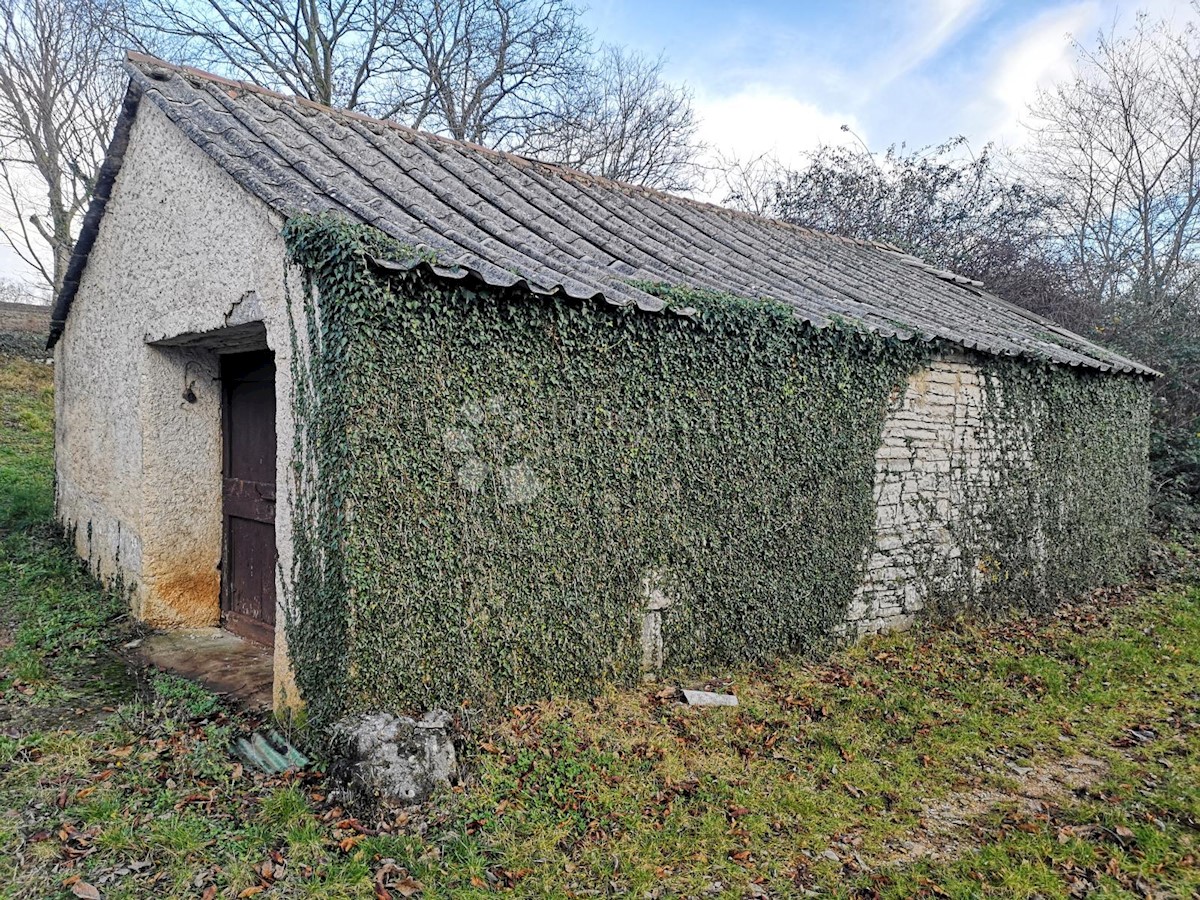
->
xmin=220 ymin=350 xmax=277 ymax=647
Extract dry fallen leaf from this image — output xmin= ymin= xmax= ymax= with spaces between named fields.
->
xmin=237 ymin=887 xmax=265 ymax=898
xmin=70 ymin=882 xmax=101 ymax=900
xmin=394 ymin=876 xmax=424 ymax=897
xmin=374 ymin=861 xmax=403 ymax=899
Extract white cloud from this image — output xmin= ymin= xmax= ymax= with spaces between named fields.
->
xmin=881 ymin=0 xmax=989 ymax=83
xmin=984 ymin=2 xmax=1099 ymax=144
xmin=687 ymin=86 xmax=863 ymax=206
xmin=977 ymin=0 xmax=1200 ymax=147
xmin=694 ymin=85 xmax=860 ymax=171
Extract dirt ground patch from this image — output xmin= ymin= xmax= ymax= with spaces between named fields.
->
xmin=132 ymin=629 xmax=274 ymax=711
xmin=885 ymin=754 xmax=1110 ymax=864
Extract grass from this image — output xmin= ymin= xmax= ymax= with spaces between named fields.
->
xmin=0 ymin=356 xmax=54 ymax=529
xmin=1 ymin=352 xmax=1198 ymax=897
xmin=454 ymin=583 xmax=1200 ymax=897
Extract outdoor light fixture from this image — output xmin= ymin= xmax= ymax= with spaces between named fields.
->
xmin=182 ymin=360 xmax=198 ymax=403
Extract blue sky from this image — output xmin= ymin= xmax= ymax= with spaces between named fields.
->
xmin=587 ymin=0 xmax=1197 ymax=166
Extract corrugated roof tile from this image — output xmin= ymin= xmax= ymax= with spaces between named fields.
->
xmin=51 ymin=53 xmax=1159 ymax=376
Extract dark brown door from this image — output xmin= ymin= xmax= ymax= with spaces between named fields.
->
xmin=221 ymin=350 xmax=277 ymax=645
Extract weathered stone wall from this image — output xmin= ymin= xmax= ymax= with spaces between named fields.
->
xmin=0 ymin=300 xmax=50 ymax=333
xmin=54 ymin=99 xmax=301 ymax=708
xmin=0 ymin=301 xmax=51 ymax=358
xmin=636 ymin=352 xmax=1021 ymax=651
xmin=850 ymin=355 xmax=1000 ymax=634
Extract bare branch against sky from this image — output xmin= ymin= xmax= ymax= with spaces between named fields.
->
xmin=710 ymin=150 xmax=784 ymax=217
xmin=132 ymin=0 xmax=701 ymax=186
xmin=131 ymin=0 xmax=593 ymax=139
xmin=384 ymin=0 xmax=589 ymax=146
xmin=519 ymin=45 xmax=703 ymax=191
xmin=1025 ymin=9 xmax=1200 ymax=310
xmin=0 ymin=0 xmax=123 ymax=293
xmin=127 ymin=0 xmax=407 ymax=113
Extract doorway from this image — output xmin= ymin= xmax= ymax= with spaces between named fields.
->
xmin=220 ymin=350 xmax=277 ymax=645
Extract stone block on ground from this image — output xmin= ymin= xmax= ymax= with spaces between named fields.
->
xmin=328 ymin=710 xmax=457 ymax=811
xmin=681 ymin=689 xmax=738 ymax=707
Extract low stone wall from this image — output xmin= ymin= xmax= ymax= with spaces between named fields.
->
xmin=0 ymin=300 xmax=51 ymax=333
xmin=0 ymin=301 xmax=51 ymax=358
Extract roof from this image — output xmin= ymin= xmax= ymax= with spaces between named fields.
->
xmin=48 ymin=53 xmax=1156 ymax=376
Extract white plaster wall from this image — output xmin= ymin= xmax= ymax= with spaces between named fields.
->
xmin=849 ymin=354 xmax=1021 ymax=634
xmin=54 ymin=100 xmax=302 ymax=707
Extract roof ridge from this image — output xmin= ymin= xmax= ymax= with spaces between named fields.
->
xmin=123 ymin=52 xmax=931 ymax=260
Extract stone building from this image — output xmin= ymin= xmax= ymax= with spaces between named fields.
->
xmin=50 ymin=54 xmax=1155 ymax=718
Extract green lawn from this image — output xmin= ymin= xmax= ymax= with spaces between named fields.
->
xmin=1 ymin=353 xmax=1198 ymax=898
xmin=0 ymin=357 xmax=54 ymax=529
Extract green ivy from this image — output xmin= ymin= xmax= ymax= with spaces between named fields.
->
xmin=936 ymin=359 xmax=1151 ymax=613
xmin=280 ymin=213 xmax=1150 ymax=725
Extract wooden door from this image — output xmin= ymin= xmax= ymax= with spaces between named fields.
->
xmin=221 ymin=350 xmax=277 ymax=645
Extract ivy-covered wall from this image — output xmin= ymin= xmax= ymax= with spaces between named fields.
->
xmin=965 ymin=356 xmax=1150 ymax=605
xmin=282 ymin=215 xmax=1151 ymax=724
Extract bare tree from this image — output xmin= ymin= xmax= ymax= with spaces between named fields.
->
xmin=711 ymin=150 xmax=784 ymax=216
xmin=770 ymin=137 xmax=1075 ymax=325
xmin=386 ymin=0 xmax=588 ymax=147
xmin=126 ymin=0 xmax=404 ymax=112
xmin=0 ymin=275 xmax=48 ymax=304
xmin=521 ymin=45 xmax=702 ymax=190
xmin=133 ymin=0 xmax=699 ymax=188
xmin=1025 ymin=11 xmax=1200 ymax=309
xmin=1023 ymin=10 xmax=1200 ymax=526
xmin=0 ymin=0 xmax=122 ymax=293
